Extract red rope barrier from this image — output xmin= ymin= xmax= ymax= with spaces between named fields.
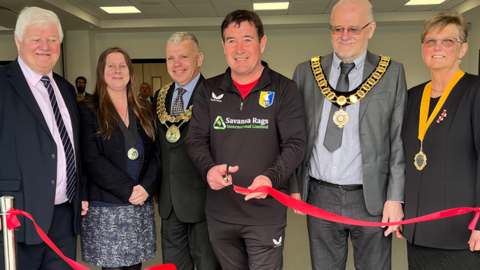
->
xmin=233 ymin=185 xmax=480 ymax=230
xmin=5 ymin=209 xmax=176 ymax=270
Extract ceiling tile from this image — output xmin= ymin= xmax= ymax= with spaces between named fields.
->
xmin=210 ymin=0 xmax=251 ymax=3
xmin=176 ymin=4 xmax=216 ymax=13
xmin=127 ymin=0 xmax=174 ymax=7
xmin=170 ymin=0 xmax=212 ymax=4
xmin=136 ymin=6 xmax=179 ymax=14
xmin=214 ymin=4 xmax=252 ymax=15
xmin=67 ymin=0 xmax=115 ymax=20
xmin=181 ymin=11 xmax=220 ymax=18
xmin=433 ymin=0 xmax=466 ymax=10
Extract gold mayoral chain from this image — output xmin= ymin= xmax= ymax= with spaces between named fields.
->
xmin=415 ymin=69 xmax=465 ymax=171
xmin=156 ymin=82 xmax=193 ymax=143
xmin=310 ymin=55 xmax=391 ymax=128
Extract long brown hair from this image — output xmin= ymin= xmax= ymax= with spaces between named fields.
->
xmin=87 ymin=47 xmax=156 ymax=140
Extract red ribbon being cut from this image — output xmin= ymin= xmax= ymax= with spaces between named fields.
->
xmin=5 ymin=209 xmax=176 ymax=270
xmin=234 ymin=185 xmax=480 ymax=230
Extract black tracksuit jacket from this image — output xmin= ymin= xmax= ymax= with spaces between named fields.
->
xmin=186 ymin=62 xmax=306 ymax=225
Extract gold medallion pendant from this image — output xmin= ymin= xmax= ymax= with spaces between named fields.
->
xmin=414 ymin=151 xmax=427 ymax=170
xmin=128 ymin=148 xmax=139 ymax=160
xmin=166 ymin=124 xmax=181 ymax=143
xmin=333 ymin=108 xmax=349 ymax=128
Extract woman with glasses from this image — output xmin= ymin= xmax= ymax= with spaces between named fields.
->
xmin=399 ymin=11 xmax=480 ymax=269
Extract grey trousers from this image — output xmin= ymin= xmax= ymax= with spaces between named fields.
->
xmin=307 ymin=180 xmax=392 ymax=270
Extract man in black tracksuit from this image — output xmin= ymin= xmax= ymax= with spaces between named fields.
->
xmin=186 ymin=10 xmax=306 ymax=270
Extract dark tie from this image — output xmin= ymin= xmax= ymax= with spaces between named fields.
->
xmin=323 ymin=62 xmax=356 ymax=153
xmin=41 ymin=76 xmax=76 ymax=202
xmin=171 ymin=87 xmax=186 ymax=116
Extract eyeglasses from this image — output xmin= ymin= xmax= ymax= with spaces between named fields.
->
xmin=422 ymin=37 xmax=463 ymax=48
xmin=76 ymin=82 xmax=85 ymax=85
xmin=329 ymin=22 xmax=373 ymax=35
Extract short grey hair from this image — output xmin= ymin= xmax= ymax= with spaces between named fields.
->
xmin=166 ymin=32 xmax=200 ymax=54
xmin=15 ymin=6 xmax=63 ymax=42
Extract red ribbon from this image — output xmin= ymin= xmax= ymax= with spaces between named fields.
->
xmin=234 ymin=186 xmax=480 ymax=230
xmin=5 ymin=209 xmax=177 ymax=270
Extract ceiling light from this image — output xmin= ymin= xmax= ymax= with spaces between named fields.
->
xmin=100 ymin=6 xmax=141 ymax=14
xmin=405 ymin=0 xmax=446 ymax=5
xmin=253 ymin=2 xmax=289 ymax=10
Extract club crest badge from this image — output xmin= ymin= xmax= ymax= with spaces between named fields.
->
xmin=259 ymin=91 xmax=274 ymax=108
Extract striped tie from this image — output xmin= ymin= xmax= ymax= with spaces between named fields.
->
xmin=41 ymin=76 xmax=76 ymax=202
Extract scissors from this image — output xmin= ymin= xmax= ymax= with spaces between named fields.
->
xmin=224 ymin=164 xmax=230 ymax=183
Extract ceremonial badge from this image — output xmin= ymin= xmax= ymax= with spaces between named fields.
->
xmin=128 ymin=148 xmax=139 ymax=160
xmin=166 ymin=124 xmax=181 ymax=143
xmin=333 ymin=108 xmax=349 ymax=128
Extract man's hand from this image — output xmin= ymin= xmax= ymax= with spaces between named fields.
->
xmin=468 ymin=230 xmax=480 ymax=252
xmin=235 ymin=175 xmax=272 ymax=201
xmin=395 ymin=225 xmax=404 ymax=239
xmin=206 ymin=164 xmax=239 ymax=190
xmin=129 ymin=185 xmax=149 ymax=205
xmin=381 ymin=200 xmax=404 ymax=237
xmin=291 ymin=193 xmax=305 ymax=215
xmin=81 ymin=201 xmax=89 ymax=215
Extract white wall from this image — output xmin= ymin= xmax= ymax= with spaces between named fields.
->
xmin=1 ymin=20 xmax=479 ymax=90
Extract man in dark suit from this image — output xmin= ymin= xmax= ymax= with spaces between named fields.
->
xmin=0 ymin=6 xmax=87 ymax=269
xmin=154 ymin=32 xmax=220 ymax=270
xmin=75 ymin=76 xmax=89 ymax=101
xmin=292 ymin=0 xmax=407 ymax=269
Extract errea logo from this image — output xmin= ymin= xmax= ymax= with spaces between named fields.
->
xmin=273 ymin=236 xmax=283 ymax=248
xmin=211 ymin=92 xmax=224 ymax=102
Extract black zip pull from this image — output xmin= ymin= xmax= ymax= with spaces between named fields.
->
xmin=240 ymin=101 xmax=243 ymax=111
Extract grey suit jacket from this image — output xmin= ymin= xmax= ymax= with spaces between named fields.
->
xmin=292 ymin=51 xmax=407 ymax=216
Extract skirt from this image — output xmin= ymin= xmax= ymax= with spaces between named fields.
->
xmin=407 ymin=241 xmax=480 ymax=270
xmin=81 ymin=201 xmax=157 ymax=267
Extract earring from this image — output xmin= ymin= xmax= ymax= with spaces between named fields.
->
xmin=458 ymin=59 xmax=462 ymax=64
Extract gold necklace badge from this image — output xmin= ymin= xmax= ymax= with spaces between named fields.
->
xmin=310 ymin=55 xmax=390 ymax=128
xmin=156 ymin=82 xmax=193 ymax=143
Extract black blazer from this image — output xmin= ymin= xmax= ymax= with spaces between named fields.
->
xmin=79 ymin=101 xmax=160 ymax=203
xmin=0 ymin=59 xmax=87 ymax=244
xmin=402 ymin=73 xmax=480 ymax=249
xmin=154 ymin=75 xmax=208 ymax=223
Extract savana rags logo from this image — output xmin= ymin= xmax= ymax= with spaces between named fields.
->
xmin=213 ymin=116 xmax=226 ymax=130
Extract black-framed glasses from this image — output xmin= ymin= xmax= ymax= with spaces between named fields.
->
xmin=422 ymin=37 xmax=463 ymax=48
xmin=329 ymin=22 xmax=373 ymax=35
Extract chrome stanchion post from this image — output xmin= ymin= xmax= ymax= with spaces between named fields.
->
xmin=0 ymin=196 xmax=17 ymax=270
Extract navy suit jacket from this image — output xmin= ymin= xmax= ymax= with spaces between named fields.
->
xmin=0 ymin=59 xmax=86 ymax=244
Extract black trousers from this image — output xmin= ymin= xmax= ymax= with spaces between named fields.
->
xmin=207 ymin=215 xmax=286 ymax=270
xmin=161 ymin=210 xmax=220 ymax=270
xmin=0 ymin=203 xmax=77 ymax=270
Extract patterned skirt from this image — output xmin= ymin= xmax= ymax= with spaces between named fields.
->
xmin=81 ymin=201 xmax=157 ymax=267
xmin=407 ymin=242 xmax=480 ymax=270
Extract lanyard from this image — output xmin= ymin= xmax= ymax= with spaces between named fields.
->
xmin=418 ymin=69 xmax=464 ymax=141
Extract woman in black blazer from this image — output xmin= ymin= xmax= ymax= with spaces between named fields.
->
xmin=79 ymin=47 xmax=160 ymax=270
xmin=400 ymin=12 xmax=480 ymax=269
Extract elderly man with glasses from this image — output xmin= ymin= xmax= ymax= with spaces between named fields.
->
xmin=291 ymin=0 xmax=407 ymax=269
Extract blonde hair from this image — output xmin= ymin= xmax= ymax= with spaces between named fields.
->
xmin=421 ymin=12 xmax=468 ymax=43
